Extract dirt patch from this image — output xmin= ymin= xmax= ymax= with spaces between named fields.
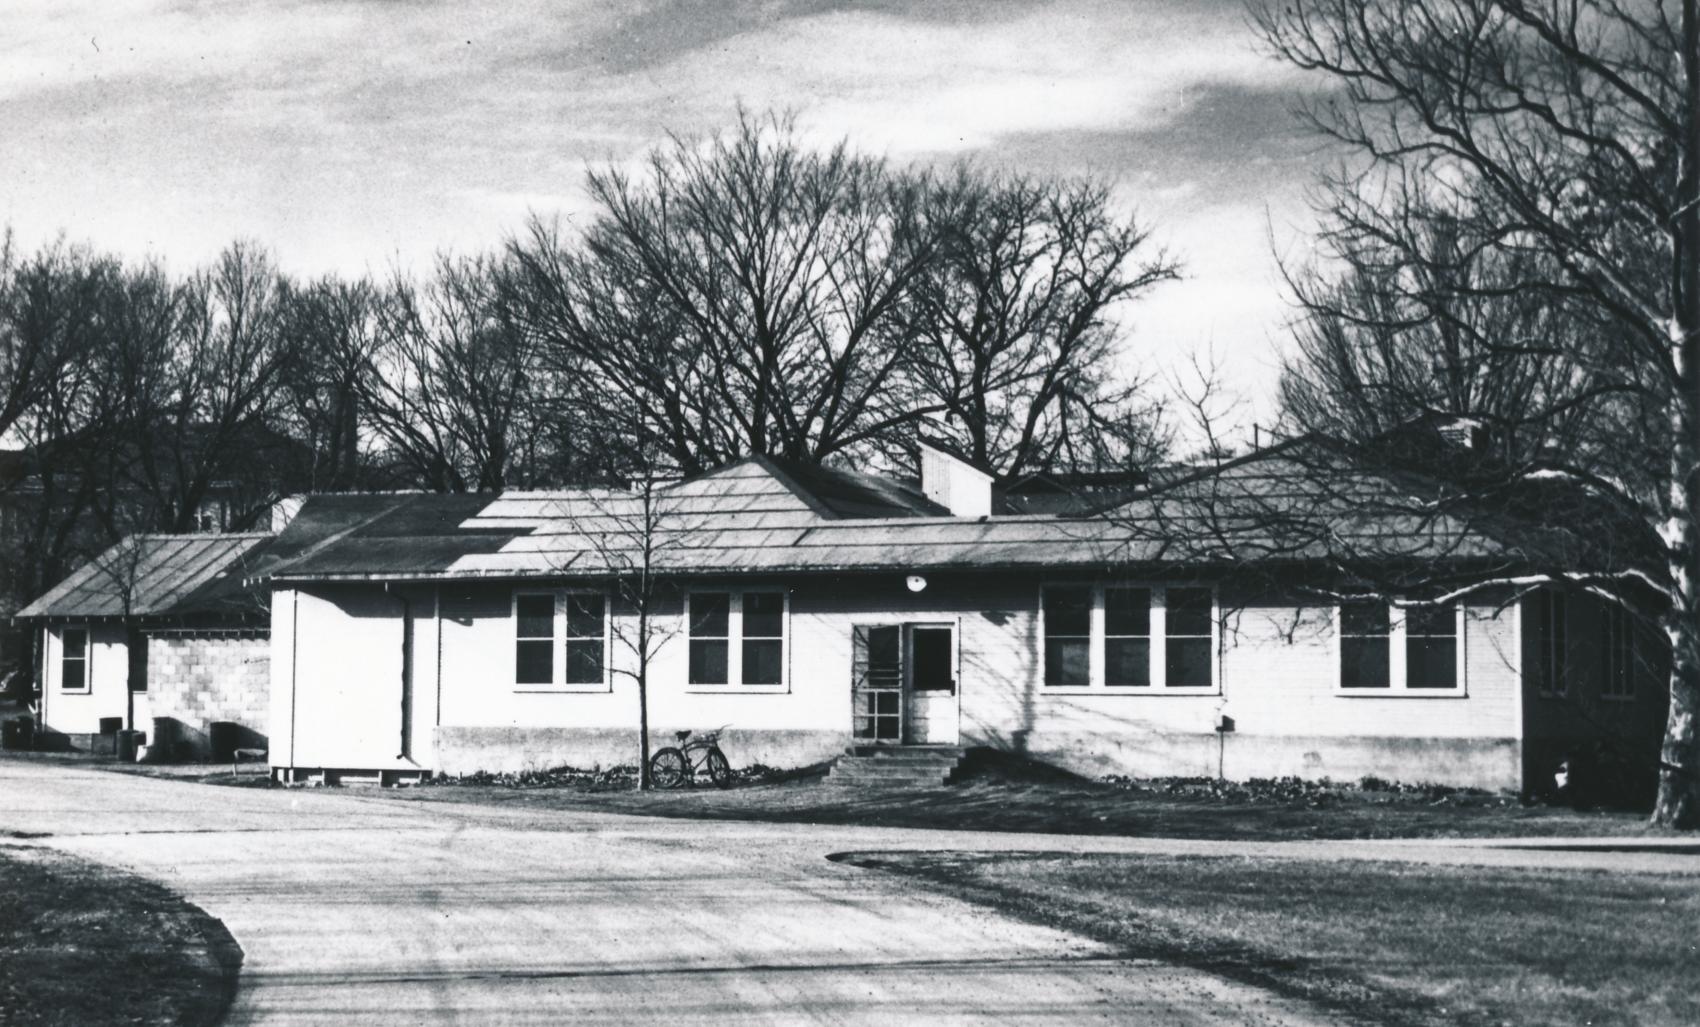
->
xmin=0 ymin=845 xmax=242 ymax=1027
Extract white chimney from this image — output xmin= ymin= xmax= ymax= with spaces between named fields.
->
xmin=1437 ymin=417 xmax=1485 ymax=451
xmin=920 ymin=441 xmax=993 ymax=517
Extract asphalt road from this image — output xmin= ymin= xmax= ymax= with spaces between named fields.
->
xmin=3 ymin=760 xmax=1694 ymax=1025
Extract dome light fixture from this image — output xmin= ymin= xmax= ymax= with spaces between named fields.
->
xmin=905 ymin=574 xmax=928 ymax=593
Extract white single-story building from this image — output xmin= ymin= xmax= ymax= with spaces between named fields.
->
xmin=254 ymin=444 xmax=1667 ymax=792
xmin=18 ymin=533 xmax=275 ymax=758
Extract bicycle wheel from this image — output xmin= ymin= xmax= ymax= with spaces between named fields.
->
xmin=704 ymin=746 xmax=735 ymax=789
xmin=649 ymin=747 xmax=690 ymax=789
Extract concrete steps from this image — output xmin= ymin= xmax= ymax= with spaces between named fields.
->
xmin=827 ymin=746 xmax=966 ymax=787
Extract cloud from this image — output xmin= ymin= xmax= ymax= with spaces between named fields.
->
xmin=0 ymin=0 xmax=1325 ymax=408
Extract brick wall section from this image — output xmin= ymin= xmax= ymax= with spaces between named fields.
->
xmin=146 ymin=633 xmax=270 ymax=759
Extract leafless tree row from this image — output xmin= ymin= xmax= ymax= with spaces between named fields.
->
xmin=1245 ymin=0 xmax=1698 ymax=826
xmin=0 ymin=113 xmax=1180 ymax=625
xmin=505 ymin=112 xmax=1178 ymax=478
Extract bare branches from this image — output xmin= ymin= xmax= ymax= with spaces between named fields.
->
xmin=1254 ymin=0 xmax=1700 ymax=824
xmin=507 ymin=115 xmax=1176 ymax=481
xmin=895 ymin=169 xmax=1179 ymax=477
xmin=361 ymin=254 xmax=543 ymax=492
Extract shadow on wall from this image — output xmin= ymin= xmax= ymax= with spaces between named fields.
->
xmin=27 ymin=727 xmax=73 ymax=752
xmin=149 ymin=717 xmax=268 ymax=763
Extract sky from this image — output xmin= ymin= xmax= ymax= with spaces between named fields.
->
xmin=0 ymin=0 xmax=1325 ymax=426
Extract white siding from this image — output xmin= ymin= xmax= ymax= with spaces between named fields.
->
xmin=38 ymin=622 xmax=148 ymax=736
xmin=272 ymin=574 xmax=1526 ymax=787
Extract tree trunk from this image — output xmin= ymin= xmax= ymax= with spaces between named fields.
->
xmin=637 ymin=602 xmax=652 ymax=791
xmin=1654 ymin=322 xmax=1700 ymax=828
xmin=1658 ymin=620 xmax=1700 ymax=828
xmin=1653 ymin=0 xmax=1700 ymax=830
xmin=124 ymin=619 xmax=146 ymax=734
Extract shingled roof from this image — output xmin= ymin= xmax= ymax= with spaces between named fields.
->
xmin=17 ymin=533 xmax=275 ymax=620
xmin=254 ymin=450 xmax=1528 ymax=585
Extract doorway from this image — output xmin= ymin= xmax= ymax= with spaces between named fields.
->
xmin=904 ymin=623 xmax=958 ymax=745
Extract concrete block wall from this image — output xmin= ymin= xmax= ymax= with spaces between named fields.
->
xmin=146 ymin=633 xmax=270 ymax=759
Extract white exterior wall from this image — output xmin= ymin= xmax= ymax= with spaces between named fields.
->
xmin=271 ymin=586 xmax=418 ymax=773
xmin=37 ymin=623 xmax=150 ymax=738
xmin=271 ymin=575 xmax=1526 ymax=788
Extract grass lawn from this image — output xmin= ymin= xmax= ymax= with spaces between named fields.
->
xmin=382 ymin=757 xmax=1665 ymax=841
xmin=839 ymin=850 xmax=1700 ymax=1027
xmin=14 ymin=745 xmax=1670 ymax=840
xmin=0 ymin=844 xmax=241 ymax=1027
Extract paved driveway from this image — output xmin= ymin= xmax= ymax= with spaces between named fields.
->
xmin=3 ymin=761 xmax=1694 ymax=1025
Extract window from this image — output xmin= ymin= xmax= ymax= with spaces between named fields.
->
xmin=60 ymin=627 xmax=88 ymax=692
xmin=741 ymin=592 xmax=784 ymax=685
xmin=689 ymin=591 xmax=787 ymax=688
xmin=1405 ymin=605 xmax=1457 ymax=689
xmin=689 ymin=592 xmax=731 ymax=684
xmin=1602 ymin=605 xmax=1634 ymax=700
xmin=1104 ymin=587 xmax=1151 ymax=687
xmin=1339 ymin=601 xmax=1391 ymax=689
xmin=564 ymin=594 xmax=605 ymax=685
xmin=1041 ymin=584 xmax=1215 ymax=691
xmin=1165 ymin=588 xmax=1214 ymax=688
xmin=515 ymin=591 xmax=608 ymax=688
xmin=515 ymin=594 xmax=557 ymax=685
xmin=1531 ymin=590 xmax=1568 ymax=697
xmin=1043 ymin=587 xmax=1091 ymax=687
xmin=1334 ymin=601 xmax=1464 ymax=695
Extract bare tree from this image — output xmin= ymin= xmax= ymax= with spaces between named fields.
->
xmin=509 ymin=111 xmax=941 ymax=475
xmin=895 ymin=169 xmax=1179 ymax=477
xmin=84 ymin=535 xmax=152 ymax=739
xmin=0 ymin=236 xmax=120 ymax=626
xmin=0 ymin=232 xmax=109 ymax=447
xmin=87 ymin=242 xmax=300 ymax=535
xmin=1253 ymin=0 xmax=1700 ymax=827
xmin=364 ymin=254 xmax=540 ymax=492
xmin=278 ymin=275 xmax=382 ymax=491
xmin=547 ymin=443 xmax=695 ymax=789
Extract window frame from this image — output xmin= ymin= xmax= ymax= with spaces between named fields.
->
xmin=1331 ymin=601 xmax=1468 ymax=697
xmin=1601 ymin=604 xmax=1635 ymax=702
xmin=1532 ymin=590 xmax=1569 ymax=698
xmin=511 ymin=588 xmax=612 ymax=693
xmin=1103 ymin=585 xmax=1153 ymax=688
xmin=1037 ymin=582 xmax=1220 ymax=694
xmin=59 ymin=624 xmax=90 ymax=694
xmin=685 ymin=589 xmax=790 ymax=693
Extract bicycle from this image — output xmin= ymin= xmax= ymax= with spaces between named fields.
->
xmin=649 ymin=728 xmax=735 ymax=789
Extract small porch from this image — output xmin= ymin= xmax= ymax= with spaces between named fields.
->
xmin=838 ymin=621 xmax=967 ymax=785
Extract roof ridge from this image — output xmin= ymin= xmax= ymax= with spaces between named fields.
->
xmin=743 ymin=454 xmax=840 ymax=520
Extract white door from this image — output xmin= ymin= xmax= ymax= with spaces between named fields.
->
xmin=904 ymin=623 xmax=959 ymax=745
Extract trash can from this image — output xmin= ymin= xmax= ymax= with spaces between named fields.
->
xmin=150 ymin=717 xmax=178 ymax=763
xmin=1 ymin=716 xmax=32 ymax=751
xmin=117 ymin=729 xmax=145 ymax=763
xmin=209 ymin=722 xmax=241 ymax=762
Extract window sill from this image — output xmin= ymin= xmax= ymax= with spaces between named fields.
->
xmin=1334 ymin=688 xmax=1469 ymax=699
xmin=513 ymin=684 xmax=613 ymax=694
xmin=685 ymin=684 xmax=790 ymax=695
xmin=1041 ymin=686 xmax=1222 ymax=697
xmin=59 ymin=688 xmax=91 ymax=695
